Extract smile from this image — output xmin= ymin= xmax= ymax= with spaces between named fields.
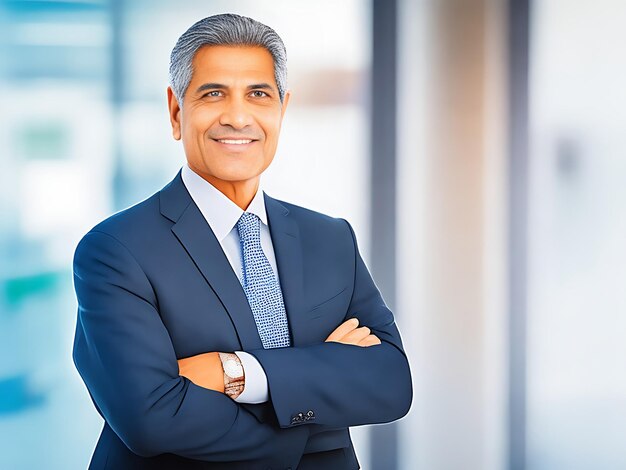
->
xmin=216 ymin=139 xmax=253 ymax=145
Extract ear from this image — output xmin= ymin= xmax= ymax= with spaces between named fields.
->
xmin=167 ymin=86 xmax=182 ymax=140
xmin=280 ymin=89 xmax=291 ymax=120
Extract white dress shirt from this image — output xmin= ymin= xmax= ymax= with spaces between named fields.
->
xmin=181 ymin=163 xmax=274 ymax=404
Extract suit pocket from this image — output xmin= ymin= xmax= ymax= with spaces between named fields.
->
xmin=308 ymin=286 xmax=349 ymax=318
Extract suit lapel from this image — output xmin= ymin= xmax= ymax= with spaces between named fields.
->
xmin=160 ymin=171 xmax=263 ymax=350
xmin=263 ymin=193 xmax=308 ymax=346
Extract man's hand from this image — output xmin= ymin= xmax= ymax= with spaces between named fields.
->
xmin=325 ymin=317 xmax=381 ymax=347
xmin=177 ymin=352 xmax=225 ymax=393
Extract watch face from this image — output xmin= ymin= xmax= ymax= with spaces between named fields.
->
xmin=224 ymin=359 xmax=243 ymax=378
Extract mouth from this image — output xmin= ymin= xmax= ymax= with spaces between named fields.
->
xmin=215 ymin=138 xmax=254 ymax=145
xmin=211 ymin=137 xmax=258 ymax=152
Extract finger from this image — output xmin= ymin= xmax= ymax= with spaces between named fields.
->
xmin=340 ymin=326 xmax=371 ymax=345
xmin=357 ymin=334 xmax=382 ymax=347
xmin=325 ymin=317 xmax=359 ymax=342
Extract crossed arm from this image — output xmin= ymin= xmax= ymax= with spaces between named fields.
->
xmin=177 ymin=317 xmax=382 ymax=394
xmin=72 ymin=221 xmax=412 ymax=463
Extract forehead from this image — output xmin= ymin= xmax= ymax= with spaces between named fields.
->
xmin=190 ymin=45 xmax=276 ymax=83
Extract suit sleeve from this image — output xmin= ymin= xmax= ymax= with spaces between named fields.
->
xmin=72 ymin=230 xmax=309 ymax=463
xmin=248 ymin=219 xmax=413 ymax=429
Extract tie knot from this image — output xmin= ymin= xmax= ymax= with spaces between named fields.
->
xmin=236 ymin=212 xmax=260 ymax=240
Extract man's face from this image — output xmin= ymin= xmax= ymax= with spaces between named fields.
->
xmin=168 ymin=45 xmax=290 ymax=188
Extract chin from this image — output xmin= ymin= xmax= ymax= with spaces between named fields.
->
xmin=217 ymin=175 xmax=259 ymax=183
xmin=216 ymin=164 xmax=267 ymax=181
xmin=212 ymin=168 xmax=263 ymax=183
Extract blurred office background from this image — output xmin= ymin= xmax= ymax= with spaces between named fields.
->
xmin=0 ymin=0 xmax=625 ymax=468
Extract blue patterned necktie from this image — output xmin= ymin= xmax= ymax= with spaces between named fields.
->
xmin=236 ymin=211 xmax=291 ymax=349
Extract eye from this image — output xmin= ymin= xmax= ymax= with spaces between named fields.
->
xmin=250 ymin=90 xmax=268 ymax=98
xmin=202 ymin=90 xmax=223 ymax=98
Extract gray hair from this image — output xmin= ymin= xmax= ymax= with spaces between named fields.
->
xmin=169 ymin=13 xmax=288 ymax=107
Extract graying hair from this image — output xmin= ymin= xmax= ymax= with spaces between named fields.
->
xmin=169 ymin=13 xmax=288 ymax=107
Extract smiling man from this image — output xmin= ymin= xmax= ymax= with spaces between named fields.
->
xmin=170 ymin=44 xmax=285 ymax=209
xmin=72 ymin=13 xmax=412 ymax=470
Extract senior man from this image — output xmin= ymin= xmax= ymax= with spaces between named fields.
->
xmin=72 ymin=13 xmax=412 ymax=470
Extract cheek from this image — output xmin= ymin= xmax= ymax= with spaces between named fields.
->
xmin=261 ymin=131 xmax=279 ymax=158
xmin=261 ymin=118 xmax=283 ymax=149
xmin=263 ymin=139 xmax=278 ymax=157
xmin=182 ymin=109 xmax=214 ymax=136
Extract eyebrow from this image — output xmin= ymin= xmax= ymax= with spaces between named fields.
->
xmin=195 ymin=82 xmax=275 ymax=94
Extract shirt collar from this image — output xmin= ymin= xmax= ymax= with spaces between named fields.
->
xmin=180 ymin=163 xmax=268 ymax=243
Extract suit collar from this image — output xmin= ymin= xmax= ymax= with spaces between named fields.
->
xmin=159 ymin=169 xmax=191 ymax=223
xmin=180 ymin=164 xmax=269 ymax=243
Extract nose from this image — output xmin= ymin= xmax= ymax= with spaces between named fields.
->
xmin=218 ymin=96 xmax=254 ymax=129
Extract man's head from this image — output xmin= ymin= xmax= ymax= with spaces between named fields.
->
xmin=169 ymin=13 xmax=288 ymax=107
xmin=167 ymin=14 xmax=290 ymax=196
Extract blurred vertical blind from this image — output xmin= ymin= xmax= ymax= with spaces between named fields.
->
xmin=527 ymin=1 xmax=626 ymax=468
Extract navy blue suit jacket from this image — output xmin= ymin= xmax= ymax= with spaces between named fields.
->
xmin=72 ymin=170 xmax=412 ymax=469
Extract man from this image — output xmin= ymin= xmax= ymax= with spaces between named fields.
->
xmin=72 ymin=13 xmax=412 ymax=470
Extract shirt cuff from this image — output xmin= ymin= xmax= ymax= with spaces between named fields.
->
xmin=233 ymin=351 xmax=269 ymax=404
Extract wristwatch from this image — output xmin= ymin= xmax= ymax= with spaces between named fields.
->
xmin=218 ymin=352 xmax=245 ymax=399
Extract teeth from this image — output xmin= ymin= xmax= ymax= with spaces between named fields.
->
xmin=218 ymin=139 xmax=252 ymax=145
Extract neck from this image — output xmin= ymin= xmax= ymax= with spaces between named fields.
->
xmin=201 ymin=174 xmax=260 ymax=211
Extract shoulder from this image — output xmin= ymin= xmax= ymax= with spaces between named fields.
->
xmin=84 ymin=169 xmax=187 ymax=241
xmin=90 ymin=192 xmax=161 ymax=239
xmin=75 ymin=190 xmax=167 ymax=259
xmin=268 ymin=195 xmax=348 ymax=224
xmin=265 ymin=194 xmax=356 ymax=242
